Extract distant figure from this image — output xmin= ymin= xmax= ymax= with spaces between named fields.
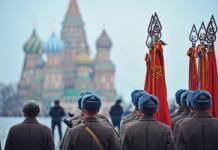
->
xmin=49 ymin=100 xmax=65 ymax=141
xmin=4 ymin=100 xmax=54 ymax=150
xmin=109 ymin=99 xmax=123 ymax=130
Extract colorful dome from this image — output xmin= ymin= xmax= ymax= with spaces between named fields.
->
xmin=96 ymin=30 xmax=112 ymax=49
xmin=44 ymin=32 xmax=64 ymax=53
xmin=23 ymin=29 xmax=42 ymax=54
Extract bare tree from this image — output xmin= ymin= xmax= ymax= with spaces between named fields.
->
xmin=0 ymin=83 xmax=23 ymax=116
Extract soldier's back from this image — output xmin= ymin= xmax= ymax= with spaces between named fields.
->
xmin=176 ymin=112 xmax=218 ymax=150
xmin=121 ymin=116 xmax=175 ymax=150
xmin=5 ymin=118 xmax=54 ymax=150
xmin=62 ymin=117 xmax=120 ymax=150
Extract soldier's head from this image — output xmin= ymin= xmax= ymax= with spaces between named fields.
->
xmin=138 ymin=93 xmax=159 ymax=116
xmin=77 ymin=91 xmax=93 ymax=110
xmin=23 ymin=100 xmax=40 ymax=118
xmin=192 ymin=90 xmax=212 ymax=111
xmin=180 ymin=91 xmax=190 ymax=110
xmin=175 ymin=89 xmax=187 ymax=106
xmin=115 ymin=99 xmax=122 ymax=105
xmin=187 ymin=91 xmax=195 ymax=110
xmin=54 ymin=100 xmax=60 ymax=106
xmin=81 ymin=94 xmax=101 ymax=116
xmin=131 ymin=90 xmax=147 ymax=109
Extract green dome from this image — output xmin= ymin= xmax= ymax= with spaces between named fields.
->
xmin=23 ymin=29 xmax=42 ymax=54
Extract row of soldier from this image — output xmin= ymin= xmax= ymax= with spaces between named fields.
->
xmin=4 ymin=89 xmax=218 ymax=150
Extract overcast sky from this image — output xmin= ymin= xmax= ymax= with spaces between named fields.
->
xmin=0 ymin=0 xmax=218 ymax=103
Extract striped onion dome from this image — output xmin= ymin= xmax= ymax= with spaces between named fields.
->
xmin=44 ymin=32 xmax=64 ymax=53
xmin=96 ymin=30 xmax=112 ymax=49
xmin=23 ymin=29 xmax=42 ymax=54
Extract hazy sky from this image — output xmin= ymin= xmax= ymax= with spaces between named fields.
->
xmin=0 ymin=0 xmax=218 ymax=103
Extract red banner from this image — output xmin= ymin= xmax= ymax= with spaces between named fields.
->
xmin=145 ymin=41 xmax=171 ymax=125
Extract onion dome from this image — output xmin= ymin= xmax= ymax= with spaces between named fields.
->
xmin=96 ymin=30 xmax=112 ymax=49
xmin=23 ymin=29 xmax=42 ymax=54
xmin=44 ymin=32 xmax=64 ymax=53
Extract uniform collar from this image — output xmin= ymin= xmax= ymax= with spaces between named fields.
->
xmin=193 ymin=111 xmax=212 ymax=118
xmin=83 ymin=116 xmax=100 ymax=123
xmin=139 ymin=115 xmax=156 ymax=121
xmin=23 ymin=118 xmax=38 ymax=123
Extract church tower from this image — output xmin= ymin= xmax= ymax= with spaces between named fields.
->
xmin=94 ymin=30 xmax=117 ymax=101
xmin=61 ymin=0 xmax=90 ymax=93
xmin=18 ymin=29 xmax=44 ymax=100
xmin=43 ymin=32 xmax=65 ymax=106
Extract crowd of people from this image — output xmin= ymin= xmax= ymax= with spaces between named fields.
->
xmin=3 ymin=89 xmax=218 ymax=150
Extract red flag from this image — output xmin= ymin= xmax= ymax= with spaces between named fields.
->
xmin=145 ymin=41 xmax=171 ymax=125
xmin=187 ymin=47 xmax=198 ymax=90
xmin=207 ymin=46 xmax=218 ymax=117
xmin=197 ymin=45 xmax=208 ymax=90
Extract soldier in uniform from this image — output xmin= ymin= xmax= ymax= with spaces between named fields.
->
xmin=71 ymin=91 xmax=110 ymax=125
xmin=60 ymin=92 xmax=112 ymax=149
xmin=173 ymin=91 xmax=196 ymax=143
xmin=120 ymin=90 xmax=146 ymax=134
xmin=170 ymin=89 xmax=187 ymax=119
xmin=61 ymin=94 xmax=120 ymax=150
xmin=121 ymin=93 xmax=175 ymax=150
xmin=171 ymin=91 xmax=190 ymax=131
xmin=176 ymin=90 xmax=218 ymax=150
xmin=5 ymin=100 xmax=55 ymax=150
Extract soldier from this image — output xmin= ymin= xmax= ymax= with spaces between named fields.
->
xmin=170 ymin=89 xmax=187 ymax=119
xmin=171 ymin=91 xmax=190 ymax=131
xmin=49 ymin=99 xmax=65 ymax=141
xmin=176 ymin=90 xmax=218 ymax=150
xmin=61 ymin=94 xmax=120 ymax=150
xmin=173 ymin=91 xmax=196 ymax=143
xmin=121 ymin=93 xmax=175 ymax=150
xmin=71 ymin=91 xmax=110 ymax=125
xmin=60 ymin=91 xmax=111 ymax=149
xmin=120 ymin=90 xmax=146 ymax=132
xmin=5 ymin=100 xmax=54 ymax=150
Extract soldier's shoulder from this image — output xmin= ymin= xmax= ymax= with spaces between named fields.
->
xmin=97 ymin=114 xmax=110 ymax=123
xmin=122 ymin=113 xmax=137 ymax=124
xmin=155 ymin=120 xmax=171 ymax=130
xmin=124 ymin=120 xmax=142 ymax=131
xmin=122 ymin=112 xmax=134 ymax=120
xmin=9 ymin=122 xmax=24 ymax=130
xmin=38 ymin=122 xmax=51 ymax=131
xmin=68 ymin=124 xmax=84 ymax=134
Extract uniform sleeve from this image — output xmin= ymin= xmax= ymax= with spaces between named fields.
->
xmin=164 ymin=130 xmax=176 ymax=150
xmin=109 ymin=129 xmax=120 ymax=150
xmin=176 ymin=130 xmax=186 ymax=150
xmin=45 ymin=128 xmax=55 ymax=150
xmin=61 ymin=130 xmax=75 ymax=150
xmin=120 ymin=130 xmax=130 ymax=150
xmin=4 ymin=128 xmax=15 ymax=150
xmin=60 ymin=128 xmax=70 ymax=149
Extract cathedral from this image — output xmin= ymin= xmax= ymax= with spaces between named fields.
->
xmin=18 ymin=0 xmax=117 ymax=113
